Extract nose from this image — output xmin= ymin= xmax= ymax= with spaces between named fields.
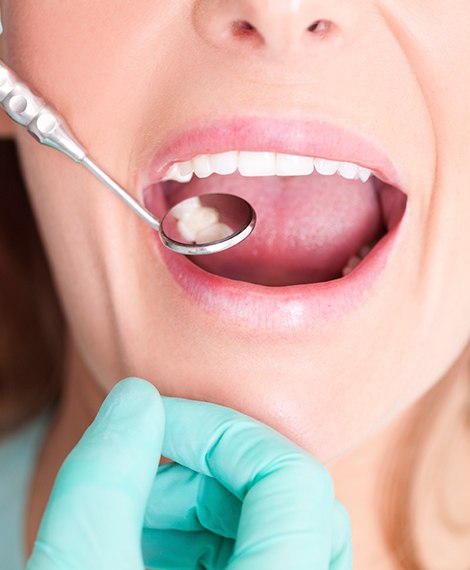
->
xmin=193 ymin=0 xmax=357 ymax=58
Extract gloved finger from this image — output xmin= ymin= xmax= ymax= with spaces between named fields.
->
xmin=331 ymin=500 xmax=353 ymax=569
xmin=142 ymin=527 xmax=235 ymax=570
xmin=144 ymin=462 xmax=242 ymax=538
xmin=26 ymin=378 xmax=165 ymax=570
xmin=161 ymin=398 xmax=339 ymax=570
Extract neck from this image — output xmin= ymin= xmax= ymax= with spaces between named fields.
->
xmin=25 ymin=335 xmax=104 ymax=554
xmin=26 ymin=336 xmax=470 ymax=568
xmin=328 ymin=348 xmax=470 ymax=568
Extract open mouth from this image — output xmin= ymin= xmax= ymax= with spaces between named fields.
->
xmin=144 ymin=150 xmax=407 ymax=287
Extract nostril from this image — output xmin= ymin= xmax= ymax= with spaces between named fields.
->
xmin=307 ymin=20 xmax=331 ymax=34
xmin=232 ymin=19 xmax=257 ymax=38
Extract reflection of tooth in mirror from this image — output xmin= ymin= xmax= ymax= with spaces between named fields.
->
xmin=176 ymin=219 xmax=197 ymax=242
xmin=170 ymin=196 xmax=202 ymax=220
xmin=176 ymin=206 xmax=220 ymax=242
xmin=195 ymin=222 xmax=234 ymax=244
xmin=161 ymin=193 xmax=255 ymax=252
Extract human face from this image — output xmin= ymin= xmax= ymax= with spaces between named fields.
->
xmin=3 ymin=0 xmax=469 ymax=462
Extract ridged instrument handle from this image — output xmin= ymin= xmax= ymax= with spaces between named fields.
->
xmin=0 ymin=59 xmax=86 ymax=162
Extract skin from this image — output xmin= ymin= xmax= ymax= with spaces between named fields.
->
xmin=1 ymin=0 xmax=470 ymax=567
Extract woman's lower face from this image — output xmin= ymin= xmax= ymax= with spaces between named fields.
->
xmin=5 ymin=0 xmax=470 ymax=461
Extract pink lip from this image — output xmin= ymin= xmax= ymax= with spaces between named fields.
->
xmin=139 ymin=115 xmax=410 ymax=337
xmin=149 ymin=219 xmax=406 ymax=336
xmin=140 ymin=115 xmax=408 ymax=190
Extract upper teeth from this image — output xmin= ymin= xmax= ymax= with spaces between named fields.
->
xmin=161 ymin=151 xmax=374 ymax=183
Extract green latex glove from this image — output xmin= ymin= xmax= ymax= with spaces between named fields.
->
xmin=26 ymin=378 xmax=352 ymax=570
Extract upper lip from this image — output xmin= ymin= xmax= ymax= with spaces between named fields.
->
xmin=139 ymin=115 xmax=408 ymax=193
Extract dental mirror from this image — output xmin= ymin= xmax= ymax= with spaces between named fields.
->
xmin=161 ymin=193 xmax=256 ymax=255
xmin=0 ymin=59 xmax=256 ymax=255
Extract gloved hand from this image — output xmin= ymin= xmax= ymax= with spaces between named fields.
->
xmin=26 ymin=378 xmax=352 ymax=570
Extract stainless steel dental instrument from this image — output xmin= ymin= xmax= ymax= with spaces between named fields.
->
xmin=0 ymin=60 xmax=256 ymax=255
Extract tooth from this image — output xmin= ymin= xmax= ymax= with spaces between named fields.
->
xmin=174 ymin=171 xmax=193 ymax=183
xmin=162 ymin=163 xmax=193 ymax=183
xmin=359 ymin=244 xmax=372 ymax=258
xmin=341 ymin=254 xmax=361 ymax=277
xmin=177 ymin=206 xmax=219 ymax=242
xmin=170 ymin=196 xmax=201 ymax=220
xmin=177 ymin=220 xmax=197 ymax=242
xmin=275 ymin=153 xmax=314 ymax=176
xmin=210 ymin=151 xmax=238 ymax=175
xmin=161 ymin=164 xmax=178 ymax=181
xmin=358 ymin=167 xmax=372 ymax=183
xmin=181 ymin=173 xmax=193 ymax=183
xmin=238 ymin=151 xmax=276 ymax=176
xmin=178 ymin=161 xmax=193 ymax=176
xmin=193 ymin=155 xmax=213 ymax=178
xmin=314 ymin=158 xmax=339 ymax=176
xmin=195 ymin=222 xmax=234 ymax=244
xmin=338 ymin=162 xmax=359 ymax=180
xmin=341 ymin=240 xmax=376 ymax=277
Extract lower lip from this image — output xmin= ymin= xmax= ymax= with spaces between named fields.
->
xmin=143 ymin=186 xmax=410 ymax=337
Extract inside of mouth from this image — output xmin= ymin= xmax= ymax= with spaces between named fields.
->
xmin=147 ymin=170 xmax=407 ymax=287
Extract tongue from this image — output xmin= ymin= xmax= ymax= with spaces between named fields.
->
xmin=164 ymin=171 xmax=385 ymax=286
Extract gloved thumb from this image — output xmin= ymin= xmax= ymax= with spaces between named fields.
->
xmin=26 ymin=377 xmax=165 ymax=570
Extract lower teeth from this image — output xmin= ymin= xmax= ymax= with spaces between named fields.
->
xmin=341 ymin=241 xmax=376 ymax=276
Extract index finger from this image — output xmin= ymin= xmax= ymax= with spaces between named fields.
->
xmin=27 ymin=378 xmax=165 ymax=570
xmin=161 ymin=397 xmax=343 ymax=569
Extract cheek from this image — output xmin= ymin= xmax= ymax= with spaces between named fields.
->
xmin=4 ymin=1 xmax=185 ymax=154
xmin=14 ymin=133 xmax=123 ymax=370
xmin=5 ymin=0 xmax=194 ymax=382
xmin=397 ymin=4 xmax=470 ymax=386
